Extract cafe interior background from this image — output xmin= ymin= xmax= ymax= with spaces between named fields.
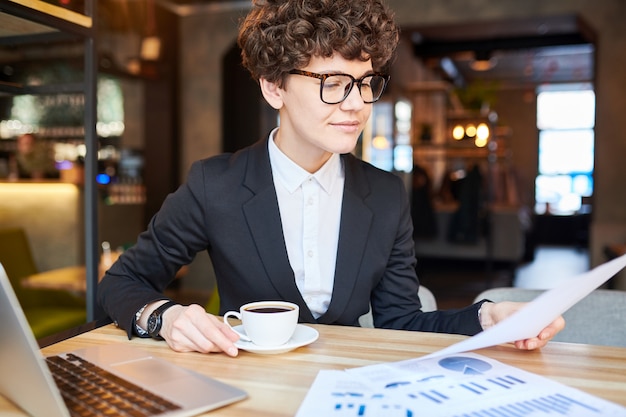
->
xmin=1 ymin=0 xmax=625 ymax=328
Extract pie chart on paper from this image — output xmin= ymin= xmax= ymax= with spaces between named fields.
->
xmin=438 ymin=356 xmax=493 ymax=375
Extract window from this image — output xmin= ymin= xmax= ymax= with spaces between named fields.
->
xmin=535 ymin=84 xmax=595 ymax=215
xmin=361 ymin=99 xmax=415 ymax=174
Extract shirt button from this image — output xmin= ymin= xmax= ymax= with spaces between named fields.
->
xmin=307 ymin=250 xmax=314 ymax=258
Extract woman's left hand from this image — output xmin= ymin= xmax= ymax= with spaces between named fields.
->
xmin=479 ymin=301 xmax=566 ymax=350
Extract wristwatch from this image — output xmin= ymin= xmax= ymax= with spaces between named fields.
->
xmin=147 ymin=301 xmax=178 ymax=340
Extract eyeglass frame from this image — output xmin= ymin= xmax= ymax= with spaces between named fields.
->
xmin=288 ymin=69 xmax=390 ymax=104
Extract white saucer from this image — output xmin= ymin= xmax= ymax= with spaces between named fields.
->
xmin=234 ymin=324 xmax=319 ymax=354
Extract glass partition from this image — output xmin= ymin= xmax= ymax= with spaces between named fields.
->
xmin=0 ymin=0 xmax=100 ymax=321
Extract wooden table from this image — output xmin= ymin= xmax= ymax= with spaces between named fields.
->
xmin=2 ymin=323 xmax=626 ymax=416
xmin=21 ymin=265 xmax=88 ymax=293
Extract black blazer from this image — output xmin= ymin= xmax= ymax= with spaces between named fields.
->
xmin=98 ymin=138 xmax=484 ymax=338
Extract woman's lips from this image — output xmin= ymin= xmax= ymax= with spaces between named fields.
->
xmin=332 ymin=121 xmax=361 ymax=133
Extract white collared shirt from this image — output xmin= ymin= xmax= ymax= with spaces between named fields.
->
xmin=268 ymin=130 xmax=344 ymax=318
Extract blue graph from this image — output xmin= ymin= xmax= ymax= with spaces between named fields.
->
xmin=317 ymin=356 xmax=622 ymax=417
xmin=450 ymin=393 xmax=601 ymax=416
xmin=331 ymin=392 xmax=603 ymax=417
xmin=438 ymin=356 xmax=493 ymax=375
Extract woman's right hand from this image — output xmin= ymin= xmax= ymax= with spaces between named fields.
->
xmin=158 ymin=303 xmax=241 ymax=356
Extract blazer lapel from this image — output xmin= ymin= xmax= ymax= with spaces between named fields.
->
xmin=241 ymin=140 xmax=314 ymax=321
xmin=318 ymin=154 xmax=373 ymax=324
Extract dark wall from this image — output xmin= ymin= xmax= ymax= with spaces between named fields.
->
xmin=142 ymin=4 xmax=180 ymax=224
xmin=221 ymin=43 xmax=277 ymax=152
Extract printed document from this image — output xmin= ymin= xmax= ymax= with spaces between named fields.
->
xmin=296 ymin=254 xmax=626 ymax=417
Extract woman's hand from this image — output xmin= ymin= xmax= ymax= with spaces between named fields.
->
xmin=479 ymin=301 xmax=566 ymax=350
xmin=159 ymin=303 xmax=241 ymax=356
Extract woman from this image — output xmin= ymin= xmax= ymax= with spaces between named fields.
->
xmin=98 ymin=0 xmax=564 ymax=357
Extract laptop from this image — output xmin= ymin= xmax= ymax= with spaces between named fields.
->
xmin=0 ymin=263 xmax=247 ymax=417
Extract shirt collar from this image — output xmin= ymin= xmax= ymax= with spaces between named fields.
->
xmin=268 ymin=129 xmax=343 ymax=194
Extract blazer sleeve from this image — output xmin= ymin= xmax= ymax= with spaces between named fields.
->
xmin=367 ymin=169 xmax=485 ymax=336
xmin=97 ymin=160 xmax=213 ymax=337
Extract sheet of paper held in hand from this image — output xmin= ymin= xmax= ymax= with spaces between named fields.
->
xmin=296 ymin=254 xmax=626 ymax=417
xmin=419 ymin=252 xmax=626 ymax=361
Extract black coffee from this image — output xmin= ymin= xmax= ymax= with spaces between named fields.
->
xmin=246 ymin=307 xmax=293 ymax=313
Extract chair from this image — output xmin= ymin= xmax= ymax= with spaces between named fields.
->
xmin=0 ymin=227 xmax=86 ymax=340
xmin=359 ymin=286 xmax=437 ymax=328
xmin=205 ymin=285 xmax=220 ymax=315
xmin=473 ymin=287 xmax=626 ymax=347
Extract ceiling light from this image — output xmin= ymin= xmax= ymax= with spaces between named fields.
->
xmin=475 ymin=136 xmax=488 ymax=148
xmin=140 ymin=36 xmax=161 ymax=61
xmin=452 ymin=125 xmax=465 ymax=140
xmin=470 ymin=58 xmax=497 ymax=71
xmin=470 ymin=50 xmax=497 ymax=71
xmin=465 ymin=124 xmax=477 ymax=137
xmin=476 ymin=123 xmax=490 ymax=141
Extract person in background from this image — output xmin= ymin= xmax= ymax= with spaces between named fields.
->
xmin=98 ymin=0 xmax=564 ymax=357
xmin=15 ymin=133 xmax=58 ymax=179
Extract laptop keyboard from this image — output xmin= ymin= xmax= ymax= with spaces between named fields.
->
xmin=46 ymin=353 xmax=182 ymax=417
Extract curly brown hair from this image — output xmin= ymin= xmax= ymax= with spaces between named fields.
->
xmin=238 ymin=0 xmax=399 ymax=87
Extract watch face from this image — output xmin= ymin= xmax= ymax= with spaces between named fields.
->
xmin=147 ymin=314 xmax=159 ymax=335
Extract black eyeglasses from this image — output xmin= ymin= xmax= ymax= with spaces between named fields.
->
xmin=288 ymin=69 xmax=390 ymax=104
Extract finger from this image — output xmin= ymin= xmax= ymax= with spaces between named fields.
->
xmin=166 ymin=325 xmax=209 ymax=353
xmin=198 ymin=314 xmax=240 ymax=356
xmin=164 ymin=310 xmax=215 ymax=352
xmin=513 ymin=338 xmax=534 ymax=350
xmin=514 ymin=338 xmax=542 ymax=350
xmin=164 ymin=305 xmax=238 ymax=355
xmin=214 ymin=316 xmax=243 ymax=342
xmin=539 ymin=316 xmax=566 ymax=340
xmin=158 ymin=305 xmax=205 ymax=352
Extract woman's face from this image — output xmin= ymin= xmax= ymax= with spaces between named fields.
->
xmin=268 ymin=54 xmax=375 ymax=173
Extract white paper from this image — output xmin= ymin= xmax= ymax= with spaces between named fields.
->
xmin=420 ymin=252 xmax=626 ymax=360
xmin=296 ymin=255 xmax=626 ymax=417
xmin=296 ymin=352 xmax=626 ymax=416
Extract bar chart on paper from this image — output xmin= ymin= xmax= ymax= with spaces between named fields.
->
xmin=296 ymin=353 xmax=626 ymax=417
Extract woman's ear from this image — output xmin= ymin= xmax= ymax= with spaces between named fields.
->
xmin=259 ymin=77 xmax=284 ymax=110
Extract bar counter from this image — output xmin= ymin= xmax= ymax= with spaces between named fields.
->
xmin=0 ymin=180 xmax=145 ymax=273
xmin=0 ymin=180 xmax=82 ymax=270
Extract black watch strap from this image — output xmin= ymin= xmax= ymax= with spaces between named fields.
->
xmin=147 ymin=300 xmax=178 ymax=340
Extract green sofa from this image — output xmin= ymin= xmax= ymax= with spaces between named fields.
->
xmin=0 ymin=227 xmax=86 ymax=340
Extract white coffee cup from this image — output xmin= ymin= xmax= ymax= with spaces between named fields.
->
xmin=223 ymin=301 xmax=299 ymax=346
